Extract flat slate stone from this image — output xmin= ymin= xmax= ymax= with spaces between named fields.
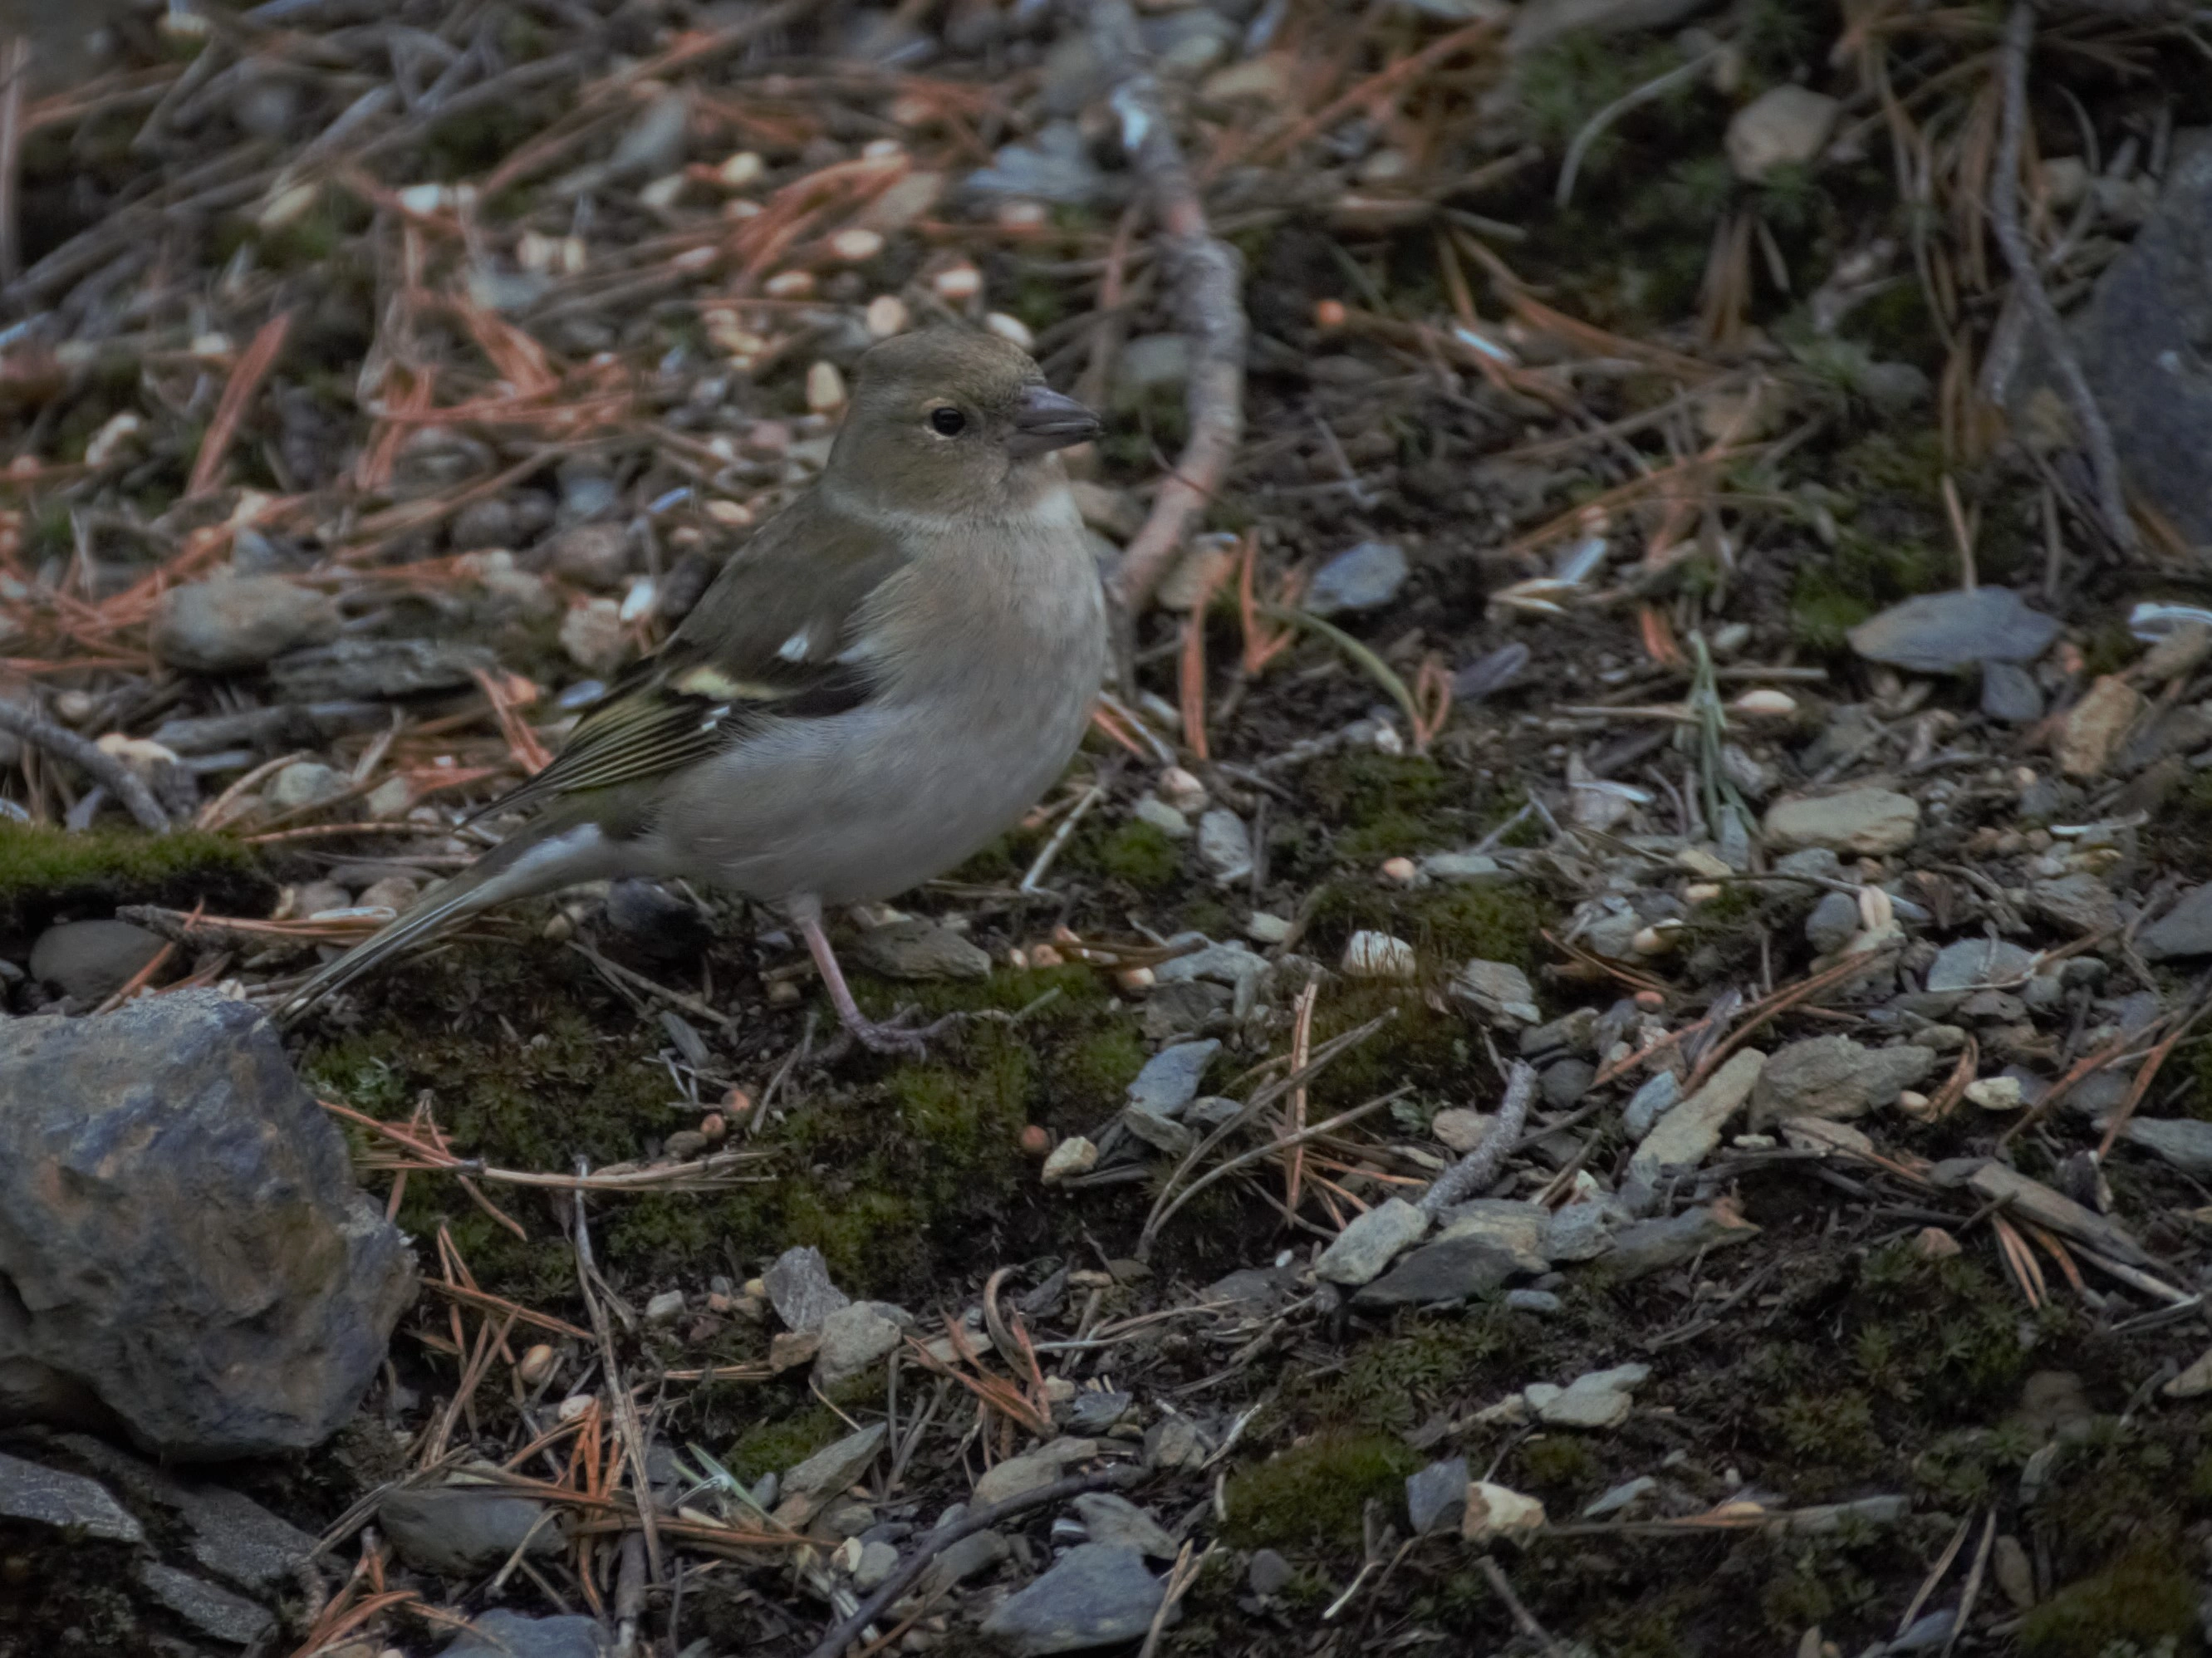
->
xmin=0 ymin=1450 xmax=141 ymax=1543
xmin=978 ymin=1543 xmax=1165 ymax=1655
xmin=1848 ymin=588 xmax=2059 ymax=672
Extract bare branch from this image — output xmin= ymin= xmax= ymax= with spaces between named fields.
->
xmin=0 ymin=699 xmax=172 ymax=831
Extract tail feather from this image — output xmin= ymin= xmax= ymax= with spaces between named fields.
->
xmin=277 ymin=814 xmax=619 ymax=1026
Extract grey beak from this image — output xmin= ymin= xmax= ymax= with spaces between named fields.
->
xmin=1007 ymin=384 xmax=1102 ymax=457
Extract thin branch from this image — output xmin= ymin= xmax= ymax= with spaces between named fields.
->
xmin=1420 ymin=1060 xmax=1538 ymax=1215
xmin=1091 ymin=2 xmax=1247 ymax=613
xmin=0 ymin=700 xmax=171 ymax=830
xmin=1989 ymin=2 xmax=2133 ymax=551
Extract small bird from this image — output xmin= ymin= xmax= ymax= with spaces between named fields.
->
xmin=282 ymin=329 xmax=1108 ymax=1052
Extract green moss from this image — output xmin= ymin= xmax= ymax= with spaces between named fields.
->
xmin=1519 ymin=32 xmax=1699 ymax=156
xmin=1302 ymin=878 xmax=1545 ymax=979
xmin=725 ymin=1403 xmax=851 ymax=1484
xmin=2021 ymin=1553 xmax=2200 ymax=1658
xmin=1791 ymin=529 xmax=1950 ymax=651
xmin=1292 ymin=1312 xmax=1512 ymax=1435
xmin=1518 ymin=1435 xmax=1598 ymax=1491
xmin=0 ymin=823 xmax=268 ymax=931
xmin=1221 ymin=1430 xmax=1420 ymax=1548
xmin=1092 ymin=820 xmax=1184 ymax=891
xmin=1765 ymin=1390 xmax=1883 ymax=1483
xmin=1849 ymin=1240 xmax=2029 ymax=1419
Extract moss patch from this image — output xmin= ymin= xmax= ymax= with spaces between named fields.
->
xmin=2021 ymin=1552 xmax=2201 ymax=1658
xmin=0 ymin=823 xmax=269 ymax=934
xmin=1221 ymin=1430 xmax=1421 ymax=1548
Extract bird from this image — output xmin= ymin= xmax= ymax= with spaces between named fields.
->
xmin=281 ymin=328 xmax=1108 ymax=1053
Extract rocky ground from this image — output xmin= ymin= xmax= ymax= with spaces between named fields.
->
xmin=7 ymin=1 xmax=2212 ymax=1656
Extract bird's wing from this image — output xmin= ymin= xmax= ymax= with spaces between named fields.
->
xmin=477 ymin=498 xmax=910 ymax=822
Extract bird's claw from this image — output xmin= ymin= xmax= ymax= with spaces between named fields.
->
xmin=844 ymin=1007 xmax=960 ymax=1057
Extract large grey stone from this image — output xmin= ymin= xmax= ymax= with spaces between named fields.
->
xmin=1630 ymin=1050 xmax=1766 ymax=1183
xmin=1406 ymin=1457 xmax=1469 ymax=1536
xmin=2141 ymin=883 xmax=2212 ymax=960
xmin=443 ymin=1607 xmax=608 ymax=1658
xmin=2030 ymin=873 xmax=2121 ymax=936
xmin=268 ymin=637 xmax=496 ymax=701
xmin=27 ymin=919 xmax=166 ymax=1003
xmin=978 ymin=1543 xmax=1165 ymax=1655
xmin=2121 ymin=1116 xmax=2212 ymax=1178
xmin=1847 ymin=589 xmax=2060 ymax=673
xmin=1353 ymin=1234 xmax=1523 ymax=1308
xmin=0 ymin=991 xmax=414 ymax=1459
xmin=849 ymin=919 xmax=991 ymax=982
xmin=1763 ymin=789 xmax=1919 ymax=856
xmin=150 ymin=575 xmax=337 ymax=674
xmin=1925 ymin=937 xmax=2037 ymax=992
xmin=763 ymin=1245 xmax=849 ymax=1334
xmin=380 ymin=1486 xmax=561 ymax=1576
xmin=137 ymin=1561 xmax=273 ymax=1646
xmin=1312 ymin=1198 xmax=1429 ymax=1287
xmin=1749 ymin=1036 xmax=1934 ymax=1128
xmin=1306 ymin=541 xmax=1408 ymax=616
xmin=1126 ymin=1041 xmax=1219 ymax=1118
xmin=0 ymin=1450 xmax=141 ymax=1542
xmin=2026 ymin=132 xmax=2212 ymax=546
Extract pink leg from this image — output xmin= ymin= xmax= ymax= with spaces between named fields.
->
xmin=792 ymin=900 xmax=954 ymax=1056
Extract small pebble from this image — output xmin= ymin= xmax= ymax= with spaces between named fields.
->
xmin=517 ymin=1345 xmax=557 ymax=1386
xmin=806 ymin=361 xmax=846 ymax=414
xmin=1379 ymin=856 xmax=1420 ymax=885
xmin=1019 ymin=1125 xmax=1052 ymax=1158
xmin=865 ymin=295 xmax=909 ymax=337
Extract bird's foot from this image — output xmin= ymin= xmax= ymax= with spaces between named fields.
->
xmin=840 ymin=1006 xmax=962 ymax=1057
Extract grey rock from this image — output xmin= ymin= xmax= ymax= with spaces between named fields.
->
xmin=269 ymin=637 xmax=496 ymax=701
xmin=1601 ymin=1205 xmax=1761 ymax=1283
xmin=1621 ymin=1070 xmax=1681 ymax=1139
xmin=1306 ymin=541 xmax=1409 ymax=616
xmin=1195 ymin=810 xmax=1253 ymax=884
xmin=1247 ymin=1548 xmax=1294 ymax=1597
xmin=974 ymin=1439 xmax=1100 ymax=1506
xmin=1847 ymin=588 xmax=2059 ymax=674
xmin=1144 ymin=1415 xmax=1209 ymax=1471
xmin=2120 ymin=1116 xmax=2212 ymax=1177
xmin=266 ymin=759 xmax=346 ymax=811
xmin=380 ymin=1486 xmax=560 ymax=1576
xmin=177 ymin=1483 xmax=315 ymax=1592
xmin=1583 ymin=1475 xmax=1658 ymax=1518
xmin=1066 ymin=1395 xmax=1131 ymax=1440
xmin=1982 ymin=660 xmax=2044 ymax=724
xmin=1435 ymin=1199 xmax=1552 ymax=1272
xmin=1406 ymin=1457 xmax=1469 ymax=1536
xmin=813 ymin=1302 xmax=908 ymax=1389
xmin=786 ymin=1424 xmax=887 ymax=1499
xmin=0 ymin=1450 xmax=141 ymax=1541
xmin=1763 ymin=789 xmax=1920 ymax=856
xmin=28 ymin=920 xmax=165 ymax=1003
xmin=1925 ymin=937 xmax=2037 ymax=993
xmin=1073 ymin=1492 xmax=1176 ymax=1558
xmin=2030 ymin=873 xmax=2121 ymax=936
xmin=1725 ymin=85 xmax=1840 ymax=183
xmin=542 ymin=522 xmax=631 ymax=590
xmin=1541 ymin=1057 xmax=1596 ymax=1109
xmin=1354 ymin=1234 xmax=1523 ymax=1308
xmin=1748 ymin=1036 xmax=1934 ymax=1128
xmin=1506 ymin=1288 xmax=1563 ymax=1314
xmin=1527 ymin=1362 xmax=1648 ymax=1430
xmin=2025 ymin=132 xmax=2212 ymax=544
xmin=1451 ymin=959 xmax=1540 ymax=1025
xmin=764 ymin=1245 xmax=849 ymax=1333
xmin=966 ymin=121 xmax=1110 ymax=205
xmin=979 ymin=1543 xmax=1165 ymax=1655
xmin=448 ymin=498 xmax=515 ymax=551
xmin=1201 ymin=1265 xmax=1301 ymax=1313
xmin=0 ymin=991 xmax=414 ymax=1458
xmin=1775 ymin=847 xmax=1843 ymax=881
xmin=853 ymin=1539 xmax=901 ymax=1592
xmin=1543 ymin=1197 xmax=1633 ymax=1263
xmin=2141 ymin=883 xmax=2212 ymax=960
xmin=923 ymin=1525 xmax=1011 ymax=1593
xmin=849 ymin=919 xmax=991 ymax=982
xmin=1140 ymin=980 xmax=1228 ymax=1041
xmin=1312 ymin=1197 xmax=1429 ymax=1286
xmin=1520 ymin=1008 xmax=1597 ymax=1057
xmin=1127 ymin=1041 xmax=1219 ymax=1117
xmin=1421 ymin=851 xmax=1513 ymax=884
xmin=1805 ymin=890 xmax=1862 ymax=954
xmin=1152 ymin=938 xmax=1267 ymax=990
xmin=1130 ymin=797 xmax=1190 ymax=838
xmin=1630 ymin=1049 xmax=1766 ymax=1183
xmin=608 ymin=90 xmax=689 ymax=179
xmin=137 ymin=1562 xmax=272 ymax=1646
xmin=151 ymin=576 xmax=337 ymax=674
xmin=443 ymin=1608 xmax=607 ymax=1658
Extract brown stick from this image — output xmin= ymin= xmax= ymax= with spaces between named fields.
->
xmin=1989 ymin=2 xmax=2133 ymax=551
xmin=1091 ymin=3 xmax=1246 ymax=614
xmin=0 ymin=700 xmax=170 ymax=830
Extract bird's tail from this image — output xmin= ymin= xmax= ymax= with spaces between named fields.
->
xmin=277 ymin=810 xmax=620 ymax=1027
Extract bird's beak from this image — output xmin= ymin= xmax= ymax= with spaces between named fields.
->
xmin=1006 ymin=385 xmax=1103 ymax=458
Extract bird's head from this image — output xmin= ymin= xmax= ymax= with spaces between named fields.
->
xmin=824 ymin=329 xmax=1102 ymax=519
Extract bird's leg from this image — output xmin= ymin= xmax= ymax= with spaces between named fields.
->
xmin=792 ymin=900 xmax=957 ymax=1056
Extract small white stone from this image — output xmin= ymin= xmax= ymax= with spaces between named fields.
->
xmin=1965 ymin=1077 xmax=2024 ymax=1112
xmin=1342 ymin=930 xmax=1417 ymax=980
xmin=645 ymin=1289 xmax=686 ymax=1323
xmin=932 ymin=262 xmax=983 ymax=302
xmin=715 ymin=151 xmax=764 ymax=188
xmin=1041 ymin=1136 xmax=1098 ymax=1185
xmin=807 ymin=361 xmax=847 ymax=414
xmin=865 ymin=295 xmax=910 ymax=337
xmin=830 ymin=228 xmax=885 ymax=263
xmin=639 ymin=173 xmax=687 ymax=211
xmin=983 ymin=311 xmax=1034 ymax=349
xmin=1463 ymin=1482 xmax=1546 ymax=1544
xmin=764 ymin=268 xmax=815 ymax=298
xmin=1157 ymin=766 xmax=1208 ymax=814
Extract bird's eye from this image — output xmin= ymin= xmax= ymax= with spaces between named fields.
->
xmin=928 ymin=406 xmax=967 ymax=436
